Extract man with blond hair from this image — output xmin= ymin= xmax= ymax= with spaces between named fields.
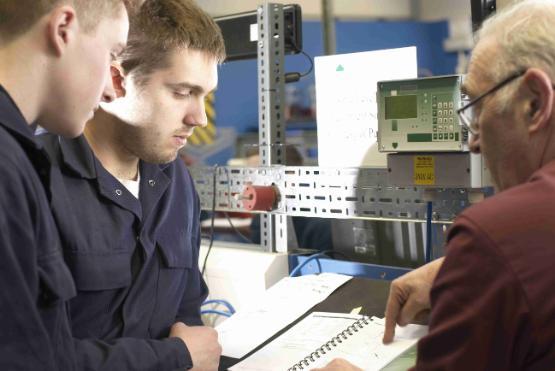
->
xmin=0 ymin=0 xmax=130 ymax=369
xmin=40 ymin=0 xmax=225 ymax=369
xmin=317 ymin=0 xmax=555 ymax=369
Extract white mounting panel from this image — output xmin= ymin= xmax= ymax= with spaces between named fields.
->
xmin=189 ymin=166 xmax=476 ymax=223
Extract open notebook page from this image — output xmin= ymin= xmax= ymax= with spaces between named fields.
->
xmin=231 ymin=312 xmax=427 ymax=371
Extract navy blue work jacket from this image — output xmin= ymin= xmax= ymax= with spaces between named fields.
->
xmin=0 ymin=85 xmax=77 ymax=370
xmin=40 ymin=134 xmax=208 ymax=371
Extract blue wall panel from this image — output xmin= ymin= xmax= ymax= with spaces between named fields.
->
xmin=215 ymin=20 xmax=457 ymax=134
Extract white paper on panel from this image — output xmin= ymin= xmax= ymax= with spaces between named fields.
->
xmin=315 ymin=47 xmax=417 ymax=167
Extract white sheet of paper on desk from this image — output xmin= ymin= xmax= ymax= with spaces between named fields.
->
xmin=315 ymin=46 xmax=417 ymax=168
xmin=231 ymin=312 xmax=428 ymax=371
xmin=215 ymin=273 xmax=352 ymax=359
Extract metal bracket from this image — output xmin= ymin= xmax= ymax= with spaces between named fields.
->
xmin=190 ymin=166 xmax=480 ymax=225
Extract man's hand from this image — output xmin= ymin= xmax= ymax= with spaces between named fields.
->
xmin=170 ymin=322 xmax=221 ymax=371
xmin=311 ymin=358 xmax=362 ymax=371
xmin=382 ymin=257 xmax=445 ymax=344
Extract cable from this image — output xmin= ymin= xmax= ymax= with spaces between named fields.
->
xmin=297 ymin=48 xmax=314 ymax=78
xmin=223 ymin=211 xmax=255 ymax=244
xmin=425 ymin=202 xmax=433 ymax=263
xmin=201 ymin=165 xmax=218 ymax=277
xmin=200 ymin=309 xmax=232 ymax=318
xmin=202 ymin=299 xmax=236 ymax=314
xmin=289 ymin=250 xmax=348 ymax=277
xmin=289 ymin=253 xmax=323 ymax=277
xmin=200 ymin=165 xmax=255 ymax=278
xmin=285 ymin=40 xmax=314 ymax=83
xmin=290 ymin=39 xmax=313 ymax=78
xmin=220 ymin=167 xmax=255 ymax=244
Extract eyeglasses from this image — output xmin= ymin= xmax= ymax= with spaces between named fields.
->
xmin=457 ymin=69 xmax=527 ymax=135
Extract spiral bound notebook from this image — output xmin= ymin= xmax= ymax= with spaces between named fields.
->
xmin=231 ymin=312 xmax=427 ymax=371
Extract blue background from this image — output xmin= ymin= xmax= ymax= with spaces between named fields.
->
xmin=214 ymin=20 xmax=458 ymax=133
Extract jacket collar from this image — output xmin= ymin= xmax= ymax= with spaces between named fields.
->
xmin=58 ymin=134 xmax=173 ymax=180
xmin=0 ymin=85 xmax=39 ymax=147
xmin=57 ymin=134 xmax=172 ymax=222
xmin=58 ymin=135 xmax=97 ymax=179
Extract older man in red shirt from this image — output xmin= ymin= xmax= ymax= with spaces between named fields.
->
xmin=317 ymin=0 xmax=555 ymax=369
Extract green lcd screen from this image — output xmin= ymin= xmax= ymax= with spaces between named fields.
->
xmin=385 ymin=95 xmax=417 ymax=120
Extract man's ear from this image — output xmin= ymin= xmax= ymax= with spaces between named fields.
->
xmin=522 ymin=68 xmax=554 ymax=134
xmin=45 ymin=5 xmax=78 ymax=57
xmin=111 ymin=63 xmax=127 ymax=98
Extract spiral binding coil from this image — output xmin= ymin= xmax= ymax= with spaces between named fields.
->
xmin=288 ymin=316 xmax=371 ymax=371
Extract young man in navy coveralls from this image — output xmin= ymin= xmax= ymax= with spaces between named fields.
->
xmin=0 ymin=0 xmax=130 ymax=370
xmin=40 ymin=0 xmax=225 ymax=370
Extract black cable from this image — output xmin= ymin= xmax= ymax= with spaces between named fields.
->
xmin=201 ymin=166 xmax=256 ymax=276
xmin=201 ymin=165 xmax=218 ymax=276
xmin=223 ymin=211 xmax=255 ymax=244
xmin=285 ymin=40 xmax=314 ymax=82
xmin=297 ymin=48 xmax=314 ymax=78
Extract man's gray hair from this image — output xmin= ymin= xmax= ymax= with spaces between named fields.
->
xmin=476 ymin=0 xmax=555 ymax=110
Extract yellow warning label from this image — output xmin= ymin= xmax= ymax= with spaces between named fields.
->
xmin=189 ymin=92 xmax=216 ymax=145
xmin=413 ymin=156 xmax=435 ymax=185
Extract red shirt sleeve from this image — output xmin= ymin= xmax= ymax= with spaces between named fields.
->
xmin=412 ymin=216 xmax=533 ymax=370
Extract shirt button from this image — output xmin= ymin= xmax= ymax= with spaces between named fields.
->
xmin=148 ymin=180 xmax=156 ymax=187
xmin=115 ymin=189 xmax=123 ymax=196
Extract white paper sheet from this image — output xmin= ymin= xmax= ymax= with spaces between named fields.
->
xmin=231 ymin=312 xmax=427 ymax=371
xmin=216 ymin=273 xmax=352 ymax=359
xmin=315 ymin=47 xmax=418 ymax=168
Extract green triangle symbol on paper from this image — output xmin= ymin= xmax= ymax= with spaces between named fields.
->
xmin=336 ymin=64 xmax=344 ymax=72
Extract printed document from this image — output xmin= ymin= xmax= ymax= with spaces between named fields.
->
xmin=216 ymin=273 xmax=352 ymax=359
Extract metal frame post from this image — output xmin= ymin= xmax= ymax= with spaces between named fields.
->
xmin=257 ymin=3 xmax=288 ymax=252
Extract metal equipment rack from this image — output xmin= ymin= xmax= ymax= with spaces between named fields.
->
xmin=191 ymin=3 xmax=488 ymax=269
